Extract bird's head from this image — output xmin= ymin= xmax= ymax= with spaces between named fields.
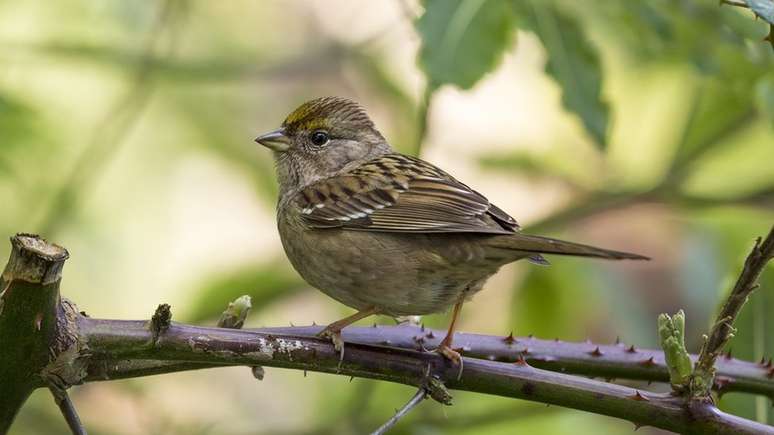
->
xmin=255 ymin=97 xmax=391 ymax=195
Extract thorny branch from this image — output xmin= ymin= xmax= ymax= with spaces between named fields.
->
xmin=2 ymin=231 xmax=774 ymax=435
xmin=691 ymin=225 xmax=774 ymax=399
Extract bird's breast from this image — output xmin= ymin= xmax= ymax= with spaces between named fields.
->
xmin=276 ymin=211 xmax=507 ymax=316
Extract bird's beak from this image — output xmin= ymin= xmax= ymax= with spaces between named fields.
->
xmin=254 ymin=128 xmax=290 ymax=152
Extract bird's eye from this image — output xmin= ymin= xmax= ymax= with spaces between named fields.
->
xmin=310 ymin=131 xmax=329 ymax=147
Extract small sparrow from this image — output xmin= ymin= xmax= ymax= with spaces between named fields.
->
xmin=255 ymin=96 xmax=647 ymax=363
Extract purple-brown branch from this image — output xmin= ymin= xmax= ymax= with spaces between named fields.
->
xmin=87 ymin=323 xmax=774 ymax=399
xmin=75 ymin=316 xmax=772 ymax=434
xmin=691 ymin=225 xmax=774 ymax=398
xmin=3 ymin=232 xmax=774 ymax=435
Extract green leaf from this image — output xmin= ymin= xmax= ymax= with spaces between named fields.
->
xmin=515 ymin=2 xmax=609 ymax=148
xmin=185 ymin=261 xmax=305 ymax=322
xmin=416 ymin=0 xmax=516 ymax=90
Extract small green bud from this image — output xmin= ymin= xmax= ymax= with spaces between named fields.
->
xmin=658 ymin=310 xmax=693 ymax=390
xmin=218 ymin=295 xmax=252 ymax=329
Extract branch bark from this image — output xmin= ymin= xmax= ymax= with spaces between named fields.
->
xmin=0 ymin=234 xmax=69 ymax=433
xmin=76 ymin=317 xmax=772 ymax=434
xmin=89 ymin=324 xmax=773 ymax=398
xmin=3 ymin=233 xmax=774 ymax=435
xmin=692 ymin=225 xmax=774 ymax=398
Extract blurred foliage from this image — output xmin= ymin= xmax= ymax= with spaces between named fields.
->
xmin=514 ymin=1 xmax=608 ymax=148
xmin=416 ymin=0 xmax=516 ymax=90
xmin=185 ymin=261 xmax=304 ymax=323
xmin=1 ymin=0 xmax=774 ymax=434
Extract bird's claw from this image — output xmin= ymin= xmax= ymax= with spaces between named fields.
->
xmin=317 ymin=327 xmax=346 ymax=368
xmin=436 ymin=344 xmax=464 ymax=380
xmin=436 ymin=344 xmax=462 ymax=364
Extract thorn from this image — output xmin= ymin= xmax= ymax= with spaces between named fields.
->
xmin=625 ymin=345 xmax=637 ymax=353
xmin=349 ymin=376 xmax=354 ymax=382
xmin=633 ymin=422 xmax=643 ymax=431
xmin=372 ymin=323 xmax=377 ymax=328
xmin=724 ymin=349 xmax=733 ymax=360
xmin=760 ymin=356 xmax=766 ymax=365
xmin=514 ymin=355 xmax=529 ymax=366
xmin=554 ymin=337 xmax=560 ymax=342
xmin=765 ymin=358 xmax=773 ymax=369
xmin=714 ymin=376 xmax=735 ymax=391
xmin=614 ymin=336 xmax=621 ymax=345
xmin=311 ymin=320 xmax=317 ymax=326
xmin=503 ymin=332 xmax=516 ymax=345
xmin=630 ymin=391 xmax=649 ymax=401
xmin=426 ymin=331 xmax=436 ymax=339
xmin=303 ymin=370 xmax=307 ymax=377
xmin=589 ymin=346 xmax=604 ymax=357
xmin=640 ymin=357 xmax=656 ymax=367
xmin=289 ymin=321 xmax=295 ymax=327
xmin=527 ymin=334 xmax=534 ymax=339
xmin=521 ymin=347 xmax=532 ymax=355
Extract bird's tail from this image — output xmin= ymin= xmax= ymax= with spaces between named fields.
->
xmin=489 ymin=233 xmax=649 ymax=261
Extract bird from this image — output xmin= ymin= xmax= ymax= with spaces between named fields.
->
xmin=254 ymin=96 xmax=648 ymax=363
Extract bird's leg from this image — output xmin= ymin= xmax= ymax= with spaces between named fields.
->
xmin=436 ymin=299 xmax=464 ymax=365
xmin=318 ymin=306 xmax=379 ymax=362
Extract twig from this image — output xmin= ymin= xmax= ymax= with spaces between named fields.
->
xmin=49 ymin=388 xmax=86 ymax=435
xmin=370 ymin=388 xmax=427 ymax=435
xmin=692 ymin=225 xmax=774 ymax=399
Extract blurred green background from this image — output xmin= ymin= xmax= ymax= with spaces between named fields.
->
xmin=2 ymin=0 xmax=773 ymax=434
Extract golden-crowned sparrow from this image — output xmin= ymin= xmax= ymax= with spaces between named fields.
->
xmin=255 ymin=96 xmax=647 ymax=362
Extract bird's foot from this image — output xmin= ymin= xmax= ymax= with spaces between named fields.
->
xmin=317 ymin=327 xmax=345 ymax=368
xmin=436 ymin=344 xmax=462 ymax=364
xmin=435 ymin=344 xmax=464 ymax=380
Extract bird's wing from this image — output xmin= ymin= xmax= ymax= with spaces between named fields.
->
xmin=294 ymin=154 xmax=519 ymax=234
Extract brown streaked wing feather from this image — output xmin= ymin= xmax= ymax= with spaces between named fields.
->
xmin=295 ymin=154 xmax=519 ymax=234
